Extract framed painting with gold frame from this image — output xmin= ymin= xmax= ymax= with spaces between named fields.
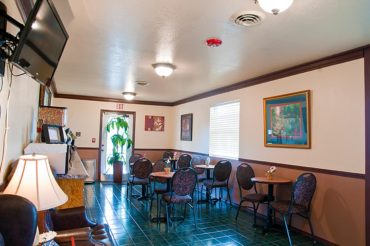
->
xmin=264 ymin=90 xmax=311 ymax=148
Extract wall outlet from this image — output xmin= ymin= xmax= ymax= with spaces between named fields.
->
xmin=76 ymin=132 xmax=81 ymax=137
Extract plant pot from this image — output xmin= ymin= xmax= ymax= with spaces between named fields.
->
xmin=113 ymin=161 xmax=123 ymax=183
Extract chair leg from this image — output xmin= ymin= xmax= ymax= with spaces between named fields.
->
xmin=252 ymin=203 xmax=257 ymax=226
xmin=130 ymin=183 xmax=133 ymax=200
xmin=183 ymin=203 xmax=187 ymax=218
xmin=235 ymin=200 xmax=243 ymax=220
xmin=149 ymin=192 xmax=153 ymax=216
xmin=289 ymin=214 xmax=293 ymax=227
xmin=191 ymin=203 xmax=197 ymax=228
xmin=165 ymin=204 xmax=171 ymax=231
xmin=126 ymin=181 xmax=129 ymax=199
xmin=156 ymin=194 xmax=160 ymax=224
xmin=227 ymin=187 xmax=231 ymax=207
xmin=283 ymin=215 xmax=293 ymax=246
xmin=307 ymin=216 xmax=316 ymax=243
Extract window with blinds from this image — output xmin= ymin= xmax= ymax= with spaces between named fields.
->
xmin=209 ymin=101 xmax=240 ymax=159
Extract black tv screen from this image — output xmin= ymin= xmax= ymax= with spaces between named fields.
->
xmin=11 ymin=0 xmax=68 ymax=86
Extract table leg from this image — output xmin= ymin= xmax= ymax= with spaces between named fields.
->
xmin=197 ymin=169 xmax=212 ymax=204
xmin=151 ymin=179 xmax=172 ymax=223
xmin=137 ymin=185 xmax=148 ymax=200
xmin=266 ymin=184 xmax=274 ymax=228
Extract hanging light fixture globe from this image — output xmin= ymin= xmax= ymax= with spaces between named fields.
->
xmin=152 ymin=63 xmax=176 ymax=77
xmin=257 ymin=0 xmax=293 ymax=15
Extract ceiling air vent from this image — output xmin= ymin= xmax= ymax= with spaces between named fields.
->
xmin=136 ymin=81 xmax=150 ymax=87
xmin=231 ymin=11 xmax=265 ymax=27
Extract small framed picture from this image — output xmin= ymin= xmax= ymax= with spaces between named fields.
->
xmin=181 ymin=113 xmax=193 ymax=141
xmin=264 ymin=90 xmax=311 ymax=148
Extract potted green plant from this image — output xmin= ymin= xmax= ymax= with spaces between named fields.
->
xmin=106 ymin=116 xmax=133 ymax=183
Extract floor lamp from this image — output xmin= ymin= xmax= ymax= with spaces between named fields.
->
xmin=3 ymin=154 xmax=68 ymax=241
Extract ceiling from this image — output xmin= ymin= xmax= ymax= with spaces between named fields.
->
xmin=51 ymin=0 xmax=370 ymax=103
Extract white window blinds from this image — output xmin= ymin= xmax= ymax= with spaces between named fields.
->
xmin=209 ymin=101 xmax=240 ymax=159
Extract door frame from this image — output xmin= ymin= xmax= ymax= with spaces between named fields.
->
xmin=98 ymin=109 xmax=136 ymax=181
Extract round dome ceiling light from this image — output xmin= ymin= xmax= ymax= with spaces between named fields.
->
xmin=206 ymin=38 xmax=222 ymax=47
xmin=122 ymin=92 xmax=136 ymax=101
xmin=152 ymin=63 xmax=176 ymax=78
xmin=257 ymin=0 xmax=293 ymax=15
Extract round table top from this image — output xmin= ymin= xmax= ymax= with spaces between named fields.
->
xmin=251 ymin=176 xmax=291 ymax=184
xmin=194 ymin=164 xmax=216 ymax=169
xmin=150 ymin=171 xmax=175 ymax=179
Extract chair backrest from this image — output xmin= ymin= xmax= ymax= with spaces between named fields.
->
xmin=191 ymin=156 xmax=205 ymax=174
xmin=292 ymin=173 xmax=317 ymax=209
xmin=152 ymin=159 xmax=166 ymax=172
xmin=171 ymin=168 xmax=197 ymax=196
xmin=133 ymin=158 xmax=153 ymax=179
xmin=214 ymin=160 xmax=232 ymax=182
xmin=0 ymin=194 xmax=37 ymax=246
xmin=162 ymin=151 xmax=174 ymax=160
xmin=177 ymin=154 xmax=192 ymax=169
xmin=236 ymin=163 xmax=255 ymax=191
xmin=129 ymin=153 xmax=143 ymax=164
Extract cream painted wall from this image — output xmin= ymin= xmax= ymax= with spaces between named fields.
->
xmin=52 ymin=98 xmax=174 ymax=149
xmin=0 ymin=1 xmax=40 ymax=185
xmin=173 ymin=59 xmax=365 ymax=174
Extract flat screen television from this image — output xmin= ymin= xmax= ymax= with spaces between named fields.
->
xmin=11 ymin=0 xmax=68 ymax=86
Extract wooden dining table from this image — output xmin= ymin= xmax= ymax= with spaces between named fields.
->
xmin=194 ymin=164 xmax=216 ymax=203
xmin=251 ymin=176 xmax=291 ymax=229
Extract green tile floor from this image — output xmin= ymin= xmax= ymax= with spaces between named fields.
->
xmin=84 ymin=182 xmax=322 ymax=246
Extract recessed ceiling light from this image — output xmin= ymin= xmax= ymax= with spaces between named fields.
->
xmin=122 ymin=92 xmax=136 ymax=100
xmin=152 ymin=63 xmax=176 ymax=78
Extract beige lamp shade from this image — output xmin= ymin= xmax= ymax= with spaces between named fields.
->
xmin=3 ymin=154 xmax=68 ymax=211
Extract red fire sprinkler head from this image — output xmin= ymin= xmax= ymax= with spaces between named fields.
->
xmin=206 ymin=38 xmax=222 ymax=47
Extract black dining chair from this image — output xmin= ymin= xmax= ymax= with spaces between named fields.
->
xmin=270 ymin=173 xmax=317 ymax=246
xmin=128 ymin=153 xmax=143 ymax=175
xmin=160 ymin=167 xmax=197 ymax=230
xmin=235 ymin=163 xmax=268 ymax=225
xmin=126 ymin=158 xmax=153 ymax=200
xmin=202 ymin=160 xmax=232 ymax=205
xmin=177 ymin=154 xmax=192 ymax=169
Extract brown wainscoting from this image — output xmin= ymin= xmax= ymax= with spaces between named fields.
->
xmin=364 ymin=46 xmax=370 ymax=246
xmin=134 ymin=148 xmax=170 ymax=163
xmin=177 ymin=150 xmax=364 ymax=245
xmin=76 ymin=147 xmax=99 ymax=162
xmin=164 ymin=148 xmax=365 ymax=180
xmin=239 ymin=158 xmax=365 ymax=180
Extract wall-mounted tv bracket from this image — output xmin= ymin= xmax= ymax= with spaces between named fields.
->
xmin=0 ymin=2 xmax=24 ymax=60
xmin=0 ymin=2 xmax=24 ymax=76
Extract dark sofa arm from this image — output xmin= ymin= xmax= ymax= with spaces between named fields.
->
xmin=49 ymin=207 xmax=97 ymax=231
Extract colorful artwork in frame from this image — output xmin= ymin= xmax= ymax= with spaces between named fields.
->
xmin=145 ymin=115 xmax=165 ymax=131
xmin=181 ymin=113 xmax=193 ymax=141
xmin=264 ymin=90 xmax=311 ymax=148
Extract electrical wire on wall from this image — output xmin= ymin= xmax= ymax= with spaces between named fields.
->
xmin=0 ymin=62 xmax=14 ymax=174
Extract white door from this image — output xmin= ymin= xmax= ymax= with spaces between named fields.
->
xmin=100 ymin=111 xmax=134 ymax=182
